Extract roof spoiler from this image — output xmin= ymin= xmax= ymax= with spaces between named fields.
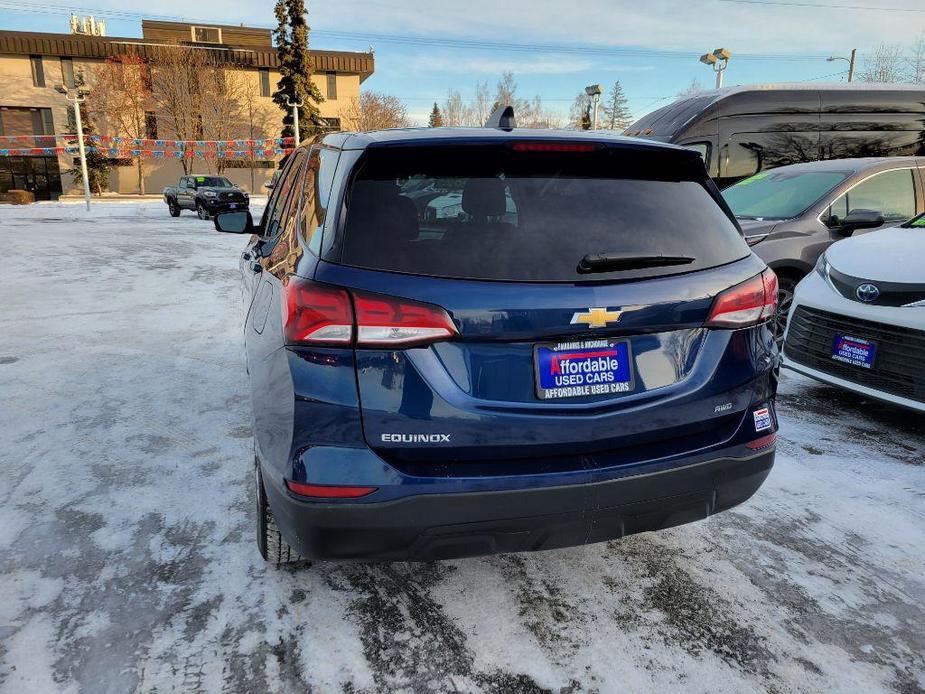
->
xmin=485 ymin=105 xmax=515 ymax=131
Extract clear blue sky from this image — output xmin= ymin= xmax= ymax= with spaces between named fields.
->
xmin=2 ymin=0 xmax=924 ymax=124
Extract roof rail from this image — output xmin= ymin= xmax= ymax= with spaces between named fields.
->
xmin=485 ymin=105 xmax=515 ymax=131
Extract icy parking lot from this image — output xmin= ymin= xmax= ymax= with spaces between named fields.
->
xmin=0 ymin=201 xmax=923 ymax=693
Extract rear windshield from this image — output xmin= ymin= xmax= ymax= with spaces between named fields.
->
xmin=338 ymin=145 xmax=748 ymax=282
xmin=723 ymin=170 xmax=850 ymax=220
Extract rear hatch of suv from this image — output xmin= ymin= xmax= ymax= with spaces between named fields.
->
xmin=310 ymin=139 xmax=770 ymax=473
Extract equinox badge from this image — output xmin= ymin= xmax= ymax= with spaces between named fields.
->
xmin=570 ymin=307 xmax=623 ymax=329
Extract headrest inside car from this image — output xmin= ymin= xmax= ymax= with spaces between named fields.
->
xmin=462 ymin=178 xmax=507 ymax=218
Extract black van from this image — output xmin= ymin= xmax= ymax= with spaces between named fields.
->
xmin=627 ymin=84 xmax=925 ymax=188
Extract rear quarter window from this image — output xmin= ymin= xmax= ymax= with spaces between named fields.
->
xmin=336 ymin=144 xmax=748 ymax=282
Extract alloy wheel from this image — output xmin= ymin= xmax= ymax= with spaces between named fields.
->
xmin=774 ymin=280 xmax=796 ymax=346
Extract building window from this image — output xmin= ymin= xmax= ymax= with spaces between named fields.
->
xmin=322 ymin=117 xmax=341 ymax=132
xmin=325 ymin=72 xmax=337 ymax=100
xmin=61 ymin=57 xmax=76 ymax=89
xmin=0 ymin=106 xmax=53 ymax=137
xmin=192 ymin=26 xmax=222 ymax=44
xmin=145 ymin=112 xmax=158 ymax=140
xmin=41 ymin=108 xmax=54 ymax=135
xmin=259 ymin=68 xmax=271 ymax=97
xmin=30 ymin=56 xmax=45 ymax=88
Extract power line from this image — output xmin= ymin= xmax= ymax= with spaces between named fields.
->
xmin=718 ymin=0 xmax=925 ymax=12
xmin=0 ymin=0 xmax=840 ymax=62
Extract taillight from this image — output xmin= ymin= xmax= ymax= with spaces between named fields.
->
xmin=705 ymin=268 xmax=779 ymax=328
xmin=511 ymin=142 xmax=598 ymax=152
xmin=354 ymin=291 xmax=458 ymax=347
xmin=283 ymin=280 xmax=457 ymax=347
xmin=746 ymin=433 xmax=777 ymax=450
xmin=284 ymin=279 xmax=353 ymax=344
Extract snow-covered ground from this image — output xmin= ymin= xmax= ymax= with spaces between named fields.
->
xmin=0 ymin=201 xmax=923 ymax=693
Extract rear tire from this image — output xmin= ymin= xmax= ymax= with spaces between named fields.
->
xmin=774 ymin=274 xmax=799 ymax=346
xmin=196 ymin=201 xmax=210 ymax=220
xmin=255 ymin=461 xmax=301 ymax=566
xmin=168 ymin=199 xmax=181 ymax=217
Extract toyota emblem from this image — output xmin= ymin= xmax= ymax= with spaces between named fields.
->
xmin=856 ymin=283 xmax=880 ymax=303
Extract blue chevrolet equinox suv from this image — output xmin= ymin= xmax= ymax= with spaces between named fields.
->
xmin=214 ymin=115 xmax=780 ymax=564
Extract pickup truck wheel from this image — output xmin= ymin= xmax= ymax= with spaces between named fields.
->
xmin=196 ymin=201 xmax=210 ymax=220
xmin=255 ymin=461 xmax=301 ymax=566
xmin=168 ymin=199 xmax=181 ymax=217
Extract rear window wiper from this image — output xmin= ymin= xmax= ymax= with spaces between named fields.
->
xmin=577 ymin=253 xmax=695 ymax=274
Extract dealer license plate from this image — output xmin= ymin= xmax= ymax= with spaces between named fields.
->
xmin=534 ymin=338 xmax=635 ymax=400
xmin=831 ymin=334 xmax=877 ymax=369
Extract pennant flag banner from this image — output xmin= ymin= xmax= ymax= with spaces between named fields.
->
xmin=0 ymin=147 xmax=67 ymax=156
xmin=0 ymin=135 xmax=296 ymax=148
xmin=48 ymin=147 xmax=295 ymax=159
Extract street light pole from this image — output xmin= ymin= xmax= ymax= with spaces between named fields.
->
xmin=57 ymin=85 xmax=91 ymax=211
xmin=700 ymin=48 xmax=731 ymax=89
xmin=827 ymin=49 xmax=857 ymax=82
xmin=285 ymin=97 xmax=304 ymax=146
xmin=584 ymin=84 xmax=603 ymax=129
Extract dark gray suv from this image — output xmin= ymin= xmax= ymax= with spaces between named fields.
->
xmin=722 ymin=157 xmax=925 ymax=338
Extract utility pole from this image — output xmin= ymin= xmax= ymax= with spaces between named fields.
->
xmin=286 ymin=97 xmax=303 ymax=146
xmin=700 ymin=48 xmax=731 ymax=89
xmin=829 ymin=49 xmax=857 ymax=82
xmin=56 ymin=85 xmax=91 ymax=210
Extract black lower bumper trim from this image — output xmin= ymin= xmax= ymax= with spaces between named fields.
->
xmin=262 ymin=450 xmax=774 ymax=561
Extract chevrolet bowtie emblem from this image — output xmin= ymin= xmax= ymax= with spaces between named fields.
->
xmin=570 ymin=307 xmax=623 ymax=328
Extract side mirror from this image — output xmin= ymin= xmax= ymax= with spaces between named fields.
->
xmin=214 ymin=211 xmax=254 ymax=234
xmin=835 ymin=209 xmax=884 ymax=236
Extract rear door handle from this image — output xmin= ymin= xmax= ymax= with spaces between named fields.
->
xmin=242 ymin=251 xmax=252 ymax=261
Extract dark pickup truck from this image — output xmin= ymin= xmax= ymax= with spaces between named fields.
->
xmin=164 ymin=175 xmax=249 ymax=220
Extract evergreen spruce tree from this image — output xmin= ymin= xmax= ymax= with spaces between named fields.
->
xmin=272 ymin=0 xmax=325 ymax=139
xmin=428 ymin=103 xmax=444 ymax=127
xmin=64 ymin=70 xmax=110 ymax=194
xmin=601 ymin=81 xmax=633 ymax=131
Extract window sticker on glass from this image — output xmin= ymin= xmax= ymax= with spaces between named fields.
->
xmin=196 ymin=176 xmax=206 ymax=183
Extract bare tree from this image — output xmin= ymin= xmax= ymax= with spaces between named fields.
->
xmin=471 ymin=80 xmax=491 ymax=126
xmin=339 ymin=92 xmax=410 ymax=131
xmin=519 ymin=95 xmax=561 ymax=129
xmin=677 ymin=78 xmax=705 ymax=98
xmin=569 ymin=91 xmax=592 ymax=129
xmin=238 ymin=76 xmax=280 ymax=192
xmin=860 ymin=43 xmax=905 ymax=83
xmin=91 ymin=54 xmax=152 ymax=195
xmin=149 ymin=45 xmax=210 ymax=174
xmin=443 ymin=89 xmax=471 ymax=127
xmin=908 ymin=33 xmax=925 ymax=84
xmin=200 ymin=62 xmax=246 ymax=175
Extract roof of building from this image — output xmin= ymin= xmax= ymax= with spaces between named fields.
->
xmin=0 ymin=25 xmax=374 ymax=80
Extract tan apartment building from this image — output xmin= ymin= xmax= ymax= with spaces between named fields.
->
xmin=0 ymin=19 xmax=374 ymax=198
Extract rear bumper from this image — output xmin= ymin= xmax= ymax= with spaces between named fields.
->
xmin=263 ymin=448 xmax=774 ymax=561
